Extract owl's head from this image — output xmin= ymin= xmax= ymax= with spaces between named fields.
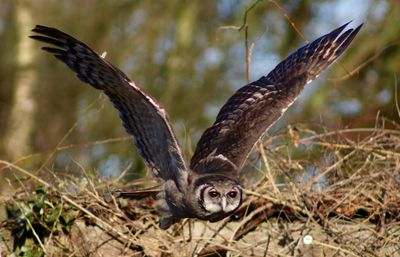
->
xmin=194 ymin=176 xmax=242 ymax=219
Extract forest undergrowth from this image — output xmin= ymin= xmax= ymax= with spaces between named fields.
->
xmin=1 ymin=121 xmax=399 ymax=257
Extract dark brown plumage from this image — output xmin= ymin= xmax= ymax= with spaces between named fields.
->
xmin=30 ymin=22 xmax=362 ymax=229
xmin=191 ymin=22 xmax=362 ymax=173
xmin=30 ymin=25 xmax=187 ymax=183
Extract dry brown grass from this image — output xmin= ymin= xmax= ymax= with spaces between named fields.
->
xmin=1 ymin=123 xmax=400 ymax=257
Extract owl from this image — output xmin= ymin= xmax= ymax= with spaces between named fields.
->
xmin=30 ymin=21 xmax=362 ymax=229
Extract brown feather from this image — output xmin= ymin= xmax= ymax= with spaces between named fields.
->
xmin=30 ymin=25 xmax=187 ymax=182
xmin=191 ymin=22 xmax=363 ymax=172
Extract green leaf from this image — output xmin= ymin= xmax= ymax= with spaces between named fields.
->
xmin=61 ymin=209 xmax=79 ymax=224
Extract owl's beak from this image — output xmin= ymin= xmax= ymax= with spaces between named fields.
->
xmin=221 ymin=197 xmax=227 ymax=212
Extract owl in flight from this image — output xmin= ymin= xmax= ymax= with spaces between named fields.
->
xmin=31 ymin=22 xmax=362 ymax=229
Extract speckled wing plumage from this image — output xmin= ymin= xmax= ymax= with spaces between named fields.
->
xmin=190 ymin=22 xmax=362 ymax=173
xmin=30 ymin=25 xmax=187 ymax=182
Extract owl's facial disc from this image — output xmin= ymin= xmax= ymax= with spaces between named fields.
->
xmin=199 ymin=184 xmax=242 ymax=214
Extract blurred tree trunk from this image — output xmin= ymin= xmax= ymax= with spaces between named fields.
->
xmin=0 ymin=1 xmax=17 ymax=159
xmin=3 ymin=1 xmax=37 ymax=161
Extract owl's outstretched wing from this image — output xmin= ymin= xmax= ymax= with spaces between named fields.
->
xmin=190 ymin=22 xmax=362 ymax=173
xmin=30 ymin=25 xmax=187 ymax=182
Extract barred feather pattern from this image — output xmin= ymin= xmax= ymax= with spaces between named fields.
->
xmin=190 ymin=22 xmax=362 ymax=172
xmin=30 ymin=25 xmax=187 ymax=182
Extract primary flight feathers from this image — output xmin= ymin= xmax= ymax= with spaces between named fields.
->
xmin=30 ymin=25 xmax=187 ymax=183
xmin=190 ymin=22 xmax=362 ymax=172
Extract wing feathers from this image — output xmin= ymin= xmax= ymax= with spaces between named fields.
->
xmin=31 ymin=22 xmax=362 ymax=182
xmin=31 ymin=25 xmax=187 ymax=182
xmin=191 ymin=22 xmax=362 ymax=172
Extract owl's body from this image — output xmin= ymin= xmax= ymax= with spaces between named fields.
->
xmin=30 ymin=21 xmax=362 ymax=229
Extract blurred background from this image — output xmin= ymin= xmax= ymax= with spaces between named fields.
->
xmin=0 ymin=0 xmax=399 ymax=184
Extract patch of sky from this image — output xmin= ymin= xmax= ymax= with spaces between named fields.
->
xmin=225 ymin=33 xmax=275 ymax=88
xmin=153 ymin=31 xmax=175 ymax=65
xmin=196 ymin=47 xmax=224 ymax=72
xmin=205 ymin=105 xmax=221 ymax=120
xmin=99 ymin=154 xmax=123 ymax=177
xmin=117 ymin=9 xmax=153 ymax=73
xmin=224 ymin=42 xmax=248 ymax=90
xmin=310 ymin=0 xmax=369 ymax=37
xmin=332 ymin=98 xmax=362 ymax=116
xmin=217 ymin=0 xmax=248 ymax=19
xmin=376 ymin=89 xmax=391 ymax=105
xmin=250 ymin=53 xmax=278 ymax=80
xmin=125 ymin=9 xmax=146 ymax=37
xmin=250 ymin=28 xmax=279 ymax=80
xmin=371 ymin=1 xmax=389 ymax=20
xmin=153 ymin=48 xmax=166 ymax=66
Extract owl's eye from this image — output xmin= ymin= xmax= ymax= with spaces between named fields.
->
xmin=208 ymin=190 xmax=220 ymax=198
xmin=228 ymin=191 xmax=238 ymax=198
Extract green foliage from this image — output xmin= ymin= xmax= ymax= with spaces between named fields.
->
xmin=5 ymin=187 xmax=78 ymax=256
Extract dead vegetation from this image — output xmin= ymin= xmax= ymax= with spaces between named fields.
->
xmin=1 ymin=122 xmax=399 ymax=257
